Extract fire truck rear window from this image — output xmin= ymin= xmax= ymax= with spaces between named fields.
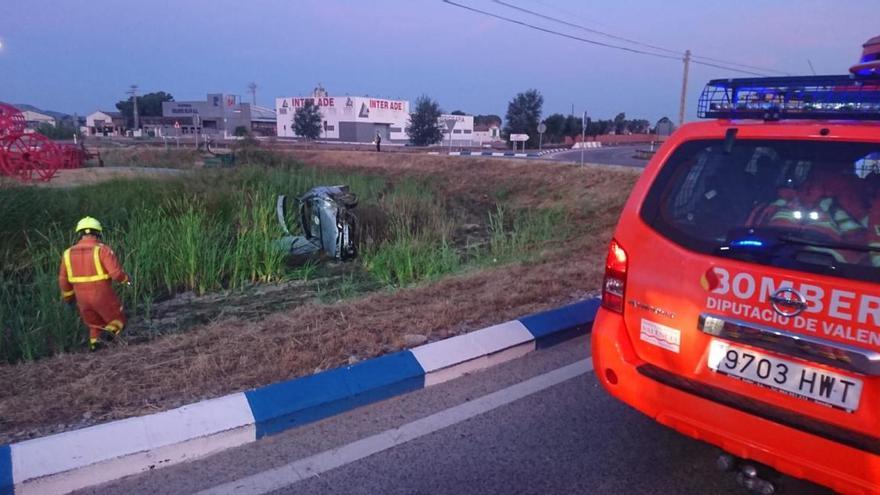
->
xmin=641 ymin=139 xmax=880 ymax=283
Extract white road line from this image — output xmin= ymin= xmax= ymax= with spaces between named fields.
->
xmin=194 ymin=359 xmax=593 ymax=495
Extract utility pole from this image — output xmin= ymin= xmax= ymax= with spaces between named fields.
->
xmin=128 ymin=85 xmax=139 ymax=132
xmin=248 ymin=82 xmax=258 ymax=105
xmin=580 ymin=110 xmax=587 ymax=167
xmin=678 ymin=50 xmax=691 ymax=127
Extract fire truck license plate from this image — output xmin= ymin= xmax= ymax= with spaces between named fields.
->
xmin=707 ymin=340 xmax=863 ymax=412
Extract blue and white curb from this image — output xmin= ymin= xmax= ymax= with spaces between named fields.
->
xmin=0 ymin=298 xmax=599 ymax=495
xmin=535 ymin=147 xmax=569 ymax=156
xmin=427 ymin=150 xmax=540 ymax=158
xmin=427 ymin=147 xmax=570 ymax=158
xmin=571 ymin=141 xmax=602 ymax=149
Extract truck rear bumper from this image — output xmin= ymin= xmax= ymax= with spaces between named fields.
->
xmin=591 ymin=307 xmax=880 ymax=495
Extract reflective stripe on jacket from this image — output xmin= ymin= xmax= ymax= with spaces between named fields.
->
xmin=766 ymin=197 xmax=842 ymax=239
xmin=58 ymin=237 xmax=128 ymax=299
xmin=63 ymin=245 xmax=109 ymax=283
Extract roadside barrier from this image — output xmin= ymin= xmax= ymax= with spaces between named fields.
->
xmin=0 ymin=298 xmax=599 ymax=495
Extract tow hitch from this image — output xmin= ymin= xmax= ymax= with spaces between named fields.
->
xmin=716 ymin=453 xmax=777 ymax=495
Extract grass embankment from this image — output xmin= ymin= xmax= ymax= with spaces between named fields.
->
xmin=97 ymin=148 xmax=202 ymax=169
xmin=0 ymin=151 xmax=639 ymax=443
xmin=1 ymin=157 xmax=566 ymax=364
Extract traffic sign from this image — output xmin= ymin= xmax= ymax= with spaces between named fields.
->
xmin=537 ymin=123 xmax=546 ymax=134
xmin=509 ymin=134 xmax=529 ymax=142
xmin=445 ymin=119 xmax=457 ymax=131
xmin=174 ymin=121 xmax=180 ymax=129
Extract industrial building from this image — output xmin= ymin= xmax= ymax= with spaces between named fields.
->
xmin=86 ymin=110 xmax=126 ymax=136
xmin=276 ymin=86 xmax=485 ymax=146
xmin=19 ymin=109 xmax=56 ymax=128
xmin=438 ymin=113 xmax=474 ymax=147
xmin=162 ymin=94 xmax=277 ymax=137
xmin=276 ymin=92 xmax=410 ymax=143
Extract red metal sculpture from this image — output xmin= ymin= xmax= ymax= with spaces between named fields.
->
xmin=0 ymin=102 xmax=86 ymax=182
xmin=0 ymin=103 xmax=26 ymax=137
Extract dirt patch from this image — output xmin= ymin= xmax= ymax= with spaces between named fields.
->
xmin=0 ymin=152 xmax=640 ymax=443
xmin=123 ymin=263 xmax=369 ymax=341
xmin=0 ymin=166 xmax=188 ymax=189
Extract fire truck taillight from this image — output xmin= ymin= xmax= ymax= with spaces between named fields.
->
xmin=602 ymin=239 xmax=627 ymax=313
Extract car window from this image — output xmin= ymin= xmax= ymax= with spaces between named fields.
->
xmin=641 ymin=139 xmax=880 ymax=283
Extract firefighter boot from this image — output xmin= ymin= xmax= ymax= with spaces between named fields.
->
xmin=100 ymin=319 xmax=124 ymax=343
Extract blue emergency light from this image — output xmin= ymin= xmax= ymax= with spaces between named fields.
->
xmin=698 ymin=75 xmax=880 ymax=121
xmin=730 ymin=239 xmax=765 ymax=248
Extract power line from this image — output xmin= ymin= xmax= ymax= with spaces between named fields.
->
xmin=690 ymin=59 xmax=766 ymax=77
xmin=492 ymin=0 xmax=680 ymax=56
xmin=489 ymin=0 xmax=789 ymax=76
xmin=691 ymin=54 xmax=790 ymax=76
xmin=442 ymin=0 xmax=776 ymax=124
xmin=442 ymin=0 xmax=681 ymax=61
xmin=530 ymin=0 xmax=614 ymax=29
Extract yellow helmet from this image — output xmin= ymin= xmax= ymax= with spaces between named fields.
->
xmin=75 ymin=216 xmax=103 ymax=235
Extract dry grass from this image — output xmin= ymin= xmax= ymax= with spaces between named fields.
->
xmin=1 ymin=166 xmax=188 ymax=189
xmin=0 ymin=152 xmax=640 ymax=443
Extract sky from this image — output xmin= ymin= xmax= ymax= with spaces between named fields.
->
xmin=1 ymin=0 xmax=877 ymax=123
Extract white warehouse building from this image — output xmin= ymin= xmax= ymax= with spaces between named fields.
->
xmin=276 ymin=95 xmax=410 ymax=143
xmin=438 ymin=113 xmax=474 ymax=147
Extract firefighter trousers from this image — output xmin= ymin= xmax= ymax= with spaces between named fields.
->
xmin=74 ymin=284 xmax=126 ymax=341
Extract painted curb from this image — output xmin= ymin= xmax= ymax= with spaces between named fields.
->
xmin=571 ymin=142 xmax=603 ymax=149
xmin=427 ymin=150 xmax=545 ymax=158
xmin=0 ymin=298 xmax=599 ymax=495
xmin=245 ymin=351 xmax=425 ymax=439
xmin=0 ymin=446 xmax=11 ymax=495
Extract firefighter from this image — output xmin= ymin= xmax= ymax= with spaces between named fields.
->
xmin=763 ymin=178 xmax=863 ymax=240
xmin=58 ymin=217 xmax=130 ymax=351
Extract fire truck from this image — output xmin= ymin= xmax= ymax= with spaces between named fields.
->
xmin=592 ymin=37 xmax=880 ymax=494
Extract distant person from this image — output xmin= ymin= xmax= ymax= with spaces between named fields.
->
xmin=59 ymin=217 xmax=131 ymax=351
xmin=375 ymin=132 xmax=382 ymax=152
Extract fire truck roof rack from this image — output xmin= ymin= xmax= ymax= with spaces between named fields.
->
xmin=697 ymin=74 xmax=880 ymax=121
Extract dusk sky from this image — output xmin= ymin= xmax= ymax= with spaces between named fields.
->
xmin=1 ymin=0 xmax=876 ymax=122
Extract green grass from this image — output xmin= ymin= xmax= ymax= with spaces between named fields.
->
xmin=483 ymin=206 xmax=568 ymax=264
xmin=98 ymin=148 xmax=203 ymax=169
xmin=0 ymin=162 xmax=391 ymax=363
xmin=0 ymin=154 xmax=569 ymax=364
xmin=360 ymin=180 xmax=461 ymax=286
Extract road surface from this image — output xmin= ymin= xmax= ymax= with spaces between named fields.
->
xmin=549 ymin=145 xmax=649 ymax=168
xmin=78 ymin=335 xmax=830 ymax=495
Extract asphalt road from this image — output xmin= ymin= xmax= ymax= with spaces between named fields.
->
xmin=80 ymin=335 xmax=830 ymax=495
xmin=549 ymin=145 xmax=650 ymax=168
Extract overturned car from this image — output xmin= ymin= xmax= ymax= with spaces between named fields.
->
xmin=276 ymin=185 xmax=358 ymax=262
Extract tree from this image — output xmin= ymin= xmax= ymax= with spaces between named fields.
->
xmin=503 ymin=89 xmax=543 ymax=148
xmin=542 ymin=113 xmax=566 ymax=143
xmin=626 ymin=119 xmax=650 ymax=134
xmin=407 ymin=95 xmax=443 ymax=146
xmin=115 ymin=91 xmax=174 ymax=129
xmin=450 ymin=110 xmax=467 ymax=116
xmin=563 ymin=115 xmax=583 ymax=139
xmin=613 ymin=112 xmax=627 ymax=134
xmin=35 ymin=122 xmax=76 ymax=140
xmin=293 ymin=101 xmax=323 ymax=140
xmin=474 ymin=114 xmax=502 ymax=128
